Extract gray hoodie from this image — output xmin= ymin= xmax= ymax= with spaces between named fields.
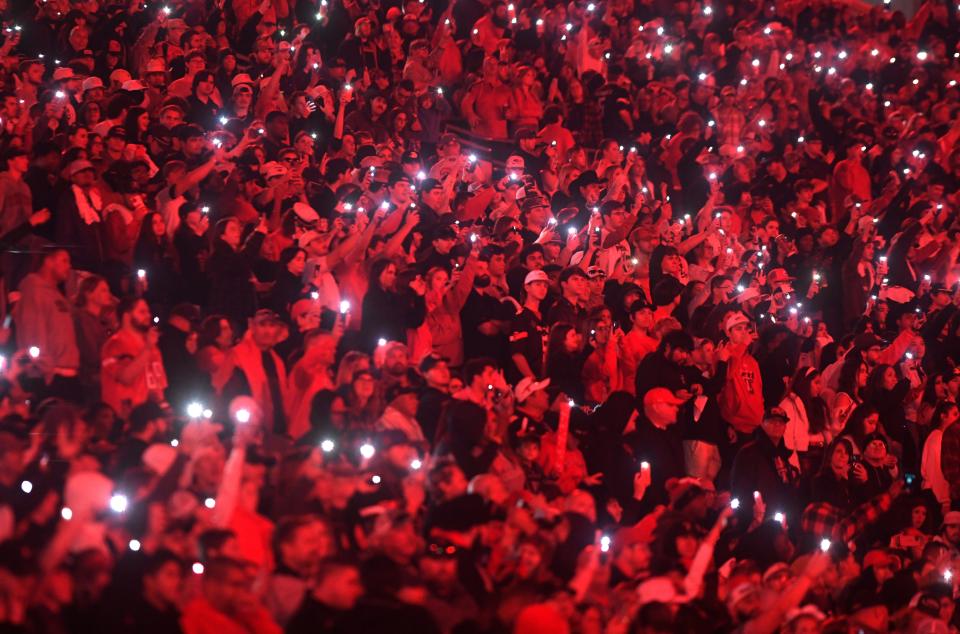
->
xmin=13 ymin=273 xmax=79 ymax=370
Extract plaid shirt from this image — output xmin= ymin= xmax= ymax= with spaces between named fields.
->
xmin=800 ymin=491 xmax=893 ymax=542
xmin=941 ymin=423 xmax=960 ymax=501
xmin=714 ymin=106 xmax=746 ymax=147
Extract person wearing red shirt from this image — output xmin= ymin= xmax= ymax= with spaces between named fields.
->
xmin=101 ymin=296 xmax=168 ymax=419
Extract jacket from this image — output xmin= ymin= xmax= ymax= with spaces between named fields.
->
xmin=208 ymin=231 xmax=265 ymax=324
xmin=730 ymin=429 xmax=801 ymax=517
xmin=719 ymin=344 xmax=763 ymax=434
xmin=13 ymin=273 xmax=80 ymax=370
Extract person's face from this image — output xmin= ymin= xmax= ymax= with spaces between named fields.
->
xmin=287 ymin=250 xmax=306 ymax=275
xmin=44 ymin=250 xmax=70 ymax=283
xmin=761 ymin=416 xmax=788 ymax=444
xmin=353 ymin=373 xmax=375 ymax=398
xmin=389 ymin=180 xmax=411 ymax=202
xmin=831 ymin=442 xmax=850 ymax=476
xmin=604 ymin=206 xmax=627 ymax=231
xmin=197 ymin=74 xmax=215 ymax=97
xmin=911 ymin=505 xmax=927 ymax=529
xmin=864 ymin=438 xmax=887 ymax=462
xmin=186 ymin=56 xmax=205 ymax=75
xmin=222 ymin=220 xmax=241 ymax=248
xmin=321 ymin=567 xmax=363 ymax=609
xmin=425 ymin=362 xmax=450 ymax=389
xmin=882 ymin=367 xmax=897 ymax=391
xmin=144 ymin=561 xmax=183 ymax=606
xmin=130 ymin=299 xmax=152 ymax=331
xmin=853 ymin=362 xmax=869 ymax=389
xmin=27 ymin=63 xmax=45 ymax=85
xmin=379 ymin=263 xmax=397 ymax=290
xmin=526 ymin=280 xmax=548 ymax=301
xmin=945 ymin=523 xmax=960 ymax=545
xmin=562 ymin=275 xmax=587 ymax=301
xmin=371 ymin=96 xmax=388 ymax=117
xmin=563 ymin=328 xmax=582 ymax=352
xmin=433 ymin=238 xmax=455 ymax=256
xmin=385 ymin=348 xmax=408 ymax=375
xmin=267 ymin=116 xmax=289 ymax=139
xmin=215 ymin=319 xmax=234 ymax=348
xmin=429 ymin=269 xmax=449 ymax=292
xmin=488 ymin=254 xmax=506 ymax=276
xmin=809 ymin=375 xmax=822 ymax=397
xmin=667 ymin=345 xmax=690 ymax=365
xmin=583 ymin=183 xmax=602 ymax=204
xmin=91 ymin=280 xmax=111 ymax=307
xmin=295 ymin=308 xmax=321 ymax=332
xmin=661 ymin=253 xmax=681 ymax=275
xmin=728 ymin=322 xmax=753 ymax=346
xmin=160 ymin=108 xmax=183 ymax=128
xmin=525 ymin=252 xmax=545 ymax=270
xmin=184 ymin=136 xmax=204 ymax=156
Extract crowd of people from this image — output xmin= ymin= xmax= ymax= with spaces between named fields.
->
xmin=0 ymin=0 xmax=958 ymax=631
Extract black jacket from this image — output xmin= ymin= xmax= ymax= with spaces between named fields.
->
xmin=207 ymin=232 xmax=265 ymax=325
xmin=730 ymin=429 xmax=801 ymax=518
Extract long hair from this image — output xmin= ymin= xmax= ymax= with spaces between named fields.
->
xmin=546 ymin=322 xmax=577 ymax=374
xmin=791 ymin=367 xmax=828 ymax=434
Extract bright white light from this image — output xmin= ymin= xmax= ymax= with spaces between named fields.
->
xmin=360 ymin=443 xmax=376 ymax=459
xmin=110 ymin=494 xmax=128 ymax=513
xmin=61 ymin=507 xmax=72 ymax=521
xmin=235 ymin=408 xmax=251 ymax=424
xmin=703 ymin=5 xmax=712 ymax=14
xmin=663 ymin=44 xmax=673 ymax=54
xmin=320 ymin=439 xmax=335 ymax=453
xmin=866 ymin=83 xmax=873 ymax=91
xmin=917 ymin=51 xmax=928 ymax=61
xmin=600 ymin=535 xmax=611 ymax=552
xmin=204 ymin=497 xmax=216 ymax=509
xmin=774 ymin=512 xmax=784 ymax=523
xmin=838 ymin=51 xmax=847 ymax=59
xmin=730 ymin=498 xmax=740 ymax=509
xmin=170 ymin=439 xmax=179 ymax=447
xmin=751 ymin=58 xmax=760 ymax=67
xmin=129 ymin=539 xmax=141 ymax=551
xmin=871 ymin=48 xmax=879 ymax=56
xmin=20 ymin=480 xmax=32 ymax=494
xmin=819 ymin=538 xmax=831 ymax=552
xmin=377 ymin=338 xmax=387 ymax=347
xmin=785 ymin=53 xmax=793 ymax=61
xmin=28 ymin=346 xmax=39 ymax=358
xmin=736 ymin=145 xmax=744 ymax=153
xmin=371 ymin=475 xmax=381 ymax=484
xmin=186 ymin=402 xmax=203 ymax=418
xmin=192 ymin=562 xmax=204 ymax=574
xmin=410 ymin=459 xmax=422 ymax=470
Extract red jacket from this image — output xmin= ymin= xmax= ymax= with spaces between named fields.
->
xmin=718 ymin=345 xmax=763 ymax=435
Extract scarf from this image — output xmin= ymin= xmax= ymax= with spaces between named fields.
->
xmin=72 ymin=184 xmax=102 ymax=225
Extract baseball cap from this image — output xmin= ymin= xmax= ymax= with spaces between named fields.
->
xmin=122 ymin=80 xmax=147 ymax=92
xmin=65 ymin=159 xmax=95 ymax=178
xmin=514 ymin=376 xmax=551 ymax=402
xmin=52 ymin=67 xmax=75 ymax=81
xmin=109 ymin=69 xmax=132 ymax=85
xmin=231 ymin=73 xmax=254 ymax=88
xmin=524 ymin=270 xmax=550 ymax=286
xmin=727 ymin=583 xmax=759 ymax=609
xmin=766 ymin=268 xmax=795 ymax=286
xmin=251 ymin=309 xmax=283 ymax=325
xmin=723 ymin=311 xmax=751 ymax=333
xmin=642 ymin=387 xmax=685 ymax=408
xmin=145 ymin=58 xmax=167 ymax=74
xmin=292 ymin=202 xmax=319 ymax=224
xmin=81 ymin=77 xmax=104 ymax=93
xmin=438 ymin=133 xmax=460 ymax=147
xmin=763 ymin=407 xmax=789 ymax=422
xmin=943 ymin=511 xmax=960 ymax=526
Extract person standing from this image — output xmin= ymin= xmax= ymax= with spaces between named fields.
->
xmin=13 ymin=248 xmax=81 ymax=399
xmin=509 ymin=270 xmax=550 ymax=382
xmin=101 ymin=297 xmax=168 ymax=419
